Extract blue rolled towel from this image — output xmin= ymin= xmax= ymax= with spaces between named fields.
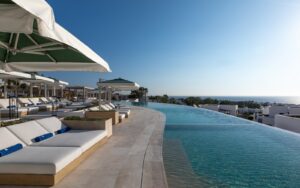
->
xmin=56 ymin=127 xmax=71 ymax=134
xmin=34 ymin=133 xmax=54 ymax=142
xmin=0 ymin=143 xmax=23 ymax=157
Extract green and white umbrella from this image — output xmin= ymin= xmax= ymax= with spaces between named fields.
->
xmin=100 ymin=78 xmax=140 ymax=91
xmin=0 ymin=0 xmax=111 ymax=72
xmin=99 ymin=78 xmax=140 ymax=103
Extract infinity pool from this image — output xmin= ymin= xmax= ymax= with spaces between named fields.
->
xmin=134 ymin=102 xmax=300 ymax=187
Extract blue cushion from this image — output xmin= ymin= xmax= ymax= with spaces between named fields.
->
xmin=36 ymin=102 xmax=42 ymax=105
xmin=0 ymin=143 xmax=23 ymax=157
xmin=56 ymin=127 xmax=71 ymax=134
xmin=6 ymin=105 xmax=16 ymax=109
xmin=34 ymin=133 xmax=54 ymax=142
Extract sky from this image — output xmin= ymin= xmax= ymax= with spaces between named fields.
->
xmin=45 ymin=0 xmax=300 ymax=96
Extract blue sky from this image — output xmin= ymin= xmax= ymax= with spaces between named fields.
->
xmin=45 ymin=0 xmax=300 ymax=96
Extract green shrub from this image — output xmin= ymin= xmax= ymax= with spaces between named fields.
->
xmin=64 ymin=116 xmax=104 ymax=121
xmin=64 ymin=116 xmax=82 ymax=120
xmin=0 ymin=119 xmax=27 ymax=127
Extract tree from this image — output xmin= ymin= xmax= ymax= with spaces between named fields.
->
xmin=128 ymin=87 xmax=149 ymax=102
xmin=160 ymin=94 xmax=169 ymax=103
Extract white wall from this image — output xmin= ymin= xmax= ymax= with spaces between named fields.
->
xmin=238 ymin=107 xmax=248 ymax=114
xmin=262 ymin=106 xmax=270 ymax=115
xmin=288 ymin=107 xmax=300 ymax=116
xmin=248 ymin=108 xmax=262 ymax=113
xmin=219 ymin=105 xmax=238 ymax=116
xmin=275 ymin=115 xmax=300 ymax=133
xmin=262 ymin=116 xmax=274 ymax=126
xmin=269 ymin=105 xmax=289 ymax=117
xmin=200 ymin=104 xmax=219 ymax=111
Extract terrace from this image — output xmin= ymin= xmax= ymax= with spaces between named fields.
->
xmin=0 ymin=106 xmax=167 ymax=188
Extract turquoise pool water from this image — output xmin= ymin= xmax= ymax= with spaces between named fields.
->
xmin=134 ymin=102 xmax=300 ymax=187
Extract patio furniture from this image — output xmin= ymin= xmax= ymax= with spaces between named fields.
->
xmin=0 ymin=116 xmax=112 ymax=186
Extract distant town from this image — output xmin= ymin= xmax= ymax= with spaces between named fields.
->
xmin=148 ymin=95 xmax=300 ymax=133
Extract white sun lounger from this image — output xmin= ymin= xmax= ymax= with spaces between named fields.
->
xmin=0 ymin=99 xmax=30 ymax=117
xmin=47 ymin=97 xmax=66 ymax=108
xmin=104 ymin=104 xmax=130 ymax=117
xmin=0 ymin=116 xmax=111 ymax=186
xmin=40 ymin=97 xmax=60 ymax=109
xmin=28 ymin=98 xmax=52 ymax=111
xmin=98 ymin=105 xmax=127 ymax=121
xmin=88 ymin=105 xmax=126 ymax=121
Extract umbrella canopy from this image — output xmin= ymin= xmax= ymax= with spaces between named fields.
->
xmin=0 ymin=0 xmax=111 ymax=72
xmin=57 ymin=80 xmax=69 ymax=86
xmin=22 ymin=74 xmax=55 ymax=84
xmin=100 ymin=78 xmax=140 ymax=91
xmin=0 ymin=69 xmax=31 ymax=79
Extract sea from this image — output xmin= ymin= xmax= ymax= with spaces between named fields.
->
xmin=171 ymin=96 xmax=300 ymax=105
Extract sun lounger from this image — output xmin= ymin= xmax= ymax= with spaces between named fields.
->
xmin=0 ymin=125 xmax=81 ymax=185
xmin=0 ymin=116 xmax=111 ymax=186
xmin=39 ymin=97 xmax=59 ymax=109
xmin=88 ymin=105 xmax=125 ymax=121
xmin=29 ymin=98 xmax=52 ymax=111
xmin=0 ymin=99 xmax=29 ymax=117
xmin=104 ymin=104 xmax=130 ymax=117
xmin=109 ymin=102 xmax=130 ymax=110
xmin=59 ymin=98 xmax=72 ymax=106
xmin=64 ymin=101 xmax=87 ymax=110
xmin=83 ymin=98 xmax=98 ymax=106
xmin=18 ymin=98 xmax=41 ymax=113
xmin=33 ymin=117 xmax=107 ymax=152
xmin=98 ymin=105 xmax=127 ymax=120
xmin=57 ymin=109 xmax=87 ymax=118
xmin=47 ymin=97 xmax=66 ymax=108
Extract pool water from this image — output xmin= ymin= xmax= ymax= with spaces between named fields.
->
xmin=134 ymin=102 xmax=300 ymax=187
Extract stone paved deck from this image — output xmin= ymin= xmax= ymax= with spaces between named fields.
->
xmin=0 ymin=106 xmax=167 ymax=188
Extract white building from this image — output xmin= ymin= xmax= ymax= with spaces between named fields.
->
xmin=219 ymin=104 xmax=238 ymax=116
xmin=288 ymin=106 xmax=300 ymax=116
xmin=262 ymin=116 xmax=274 ymax=126
xmin=269 ymin=105 xmax=289 ymax=116
xmin=261 ymin=105 xmax=298 ymax=126
xmin=275 ymin=115 xmax=300 ymax=133
xmin=262 ymin=106 xmax=270 ymax=115
xmin=199 ymin=104 xmax=219 ymax=111
xmin=238 ymin=107 xmax=248 ymax=114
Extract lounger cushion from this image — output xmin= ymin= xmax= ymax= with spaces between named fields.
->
xmin=34 ymin=133 xmax=54 ymax=142
xmin=0 ymin=128 xmax=25 ymax=150
xmin=36 ymin=117 xmax=67 ymax=134
xmin=108 ymin=103 xmax=116 ymax=108
xmin=29 ymin=98 xmax=52 ymax=109
xmin=0 ymin=147 xmax=81 ymax=174
xmin=0 ymin=144 xmax=23 ymax=157
xmin=32 ymin=130 xmax=107 ymax=152
xmin=0 ymin=107 xmax=27 ymax=114
xmin=40 ymin=97 xmax=50 ymax=103
xmin=104 ymin=104 xmax=113 ymax=110
xmin=0 ymin=99 xmax=15 ymax=109
xmin=100 ymin=105 xmax=110 ymax=111
xmin=27 ymin=106 xmax=39 ymax=113
xmin=6 ymin=121 xmax=50 ymax=145
xmin=57 ymin=110 xmax=85 ymax=118
xmin=56 ymin=127 xmax=71 ymax=134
